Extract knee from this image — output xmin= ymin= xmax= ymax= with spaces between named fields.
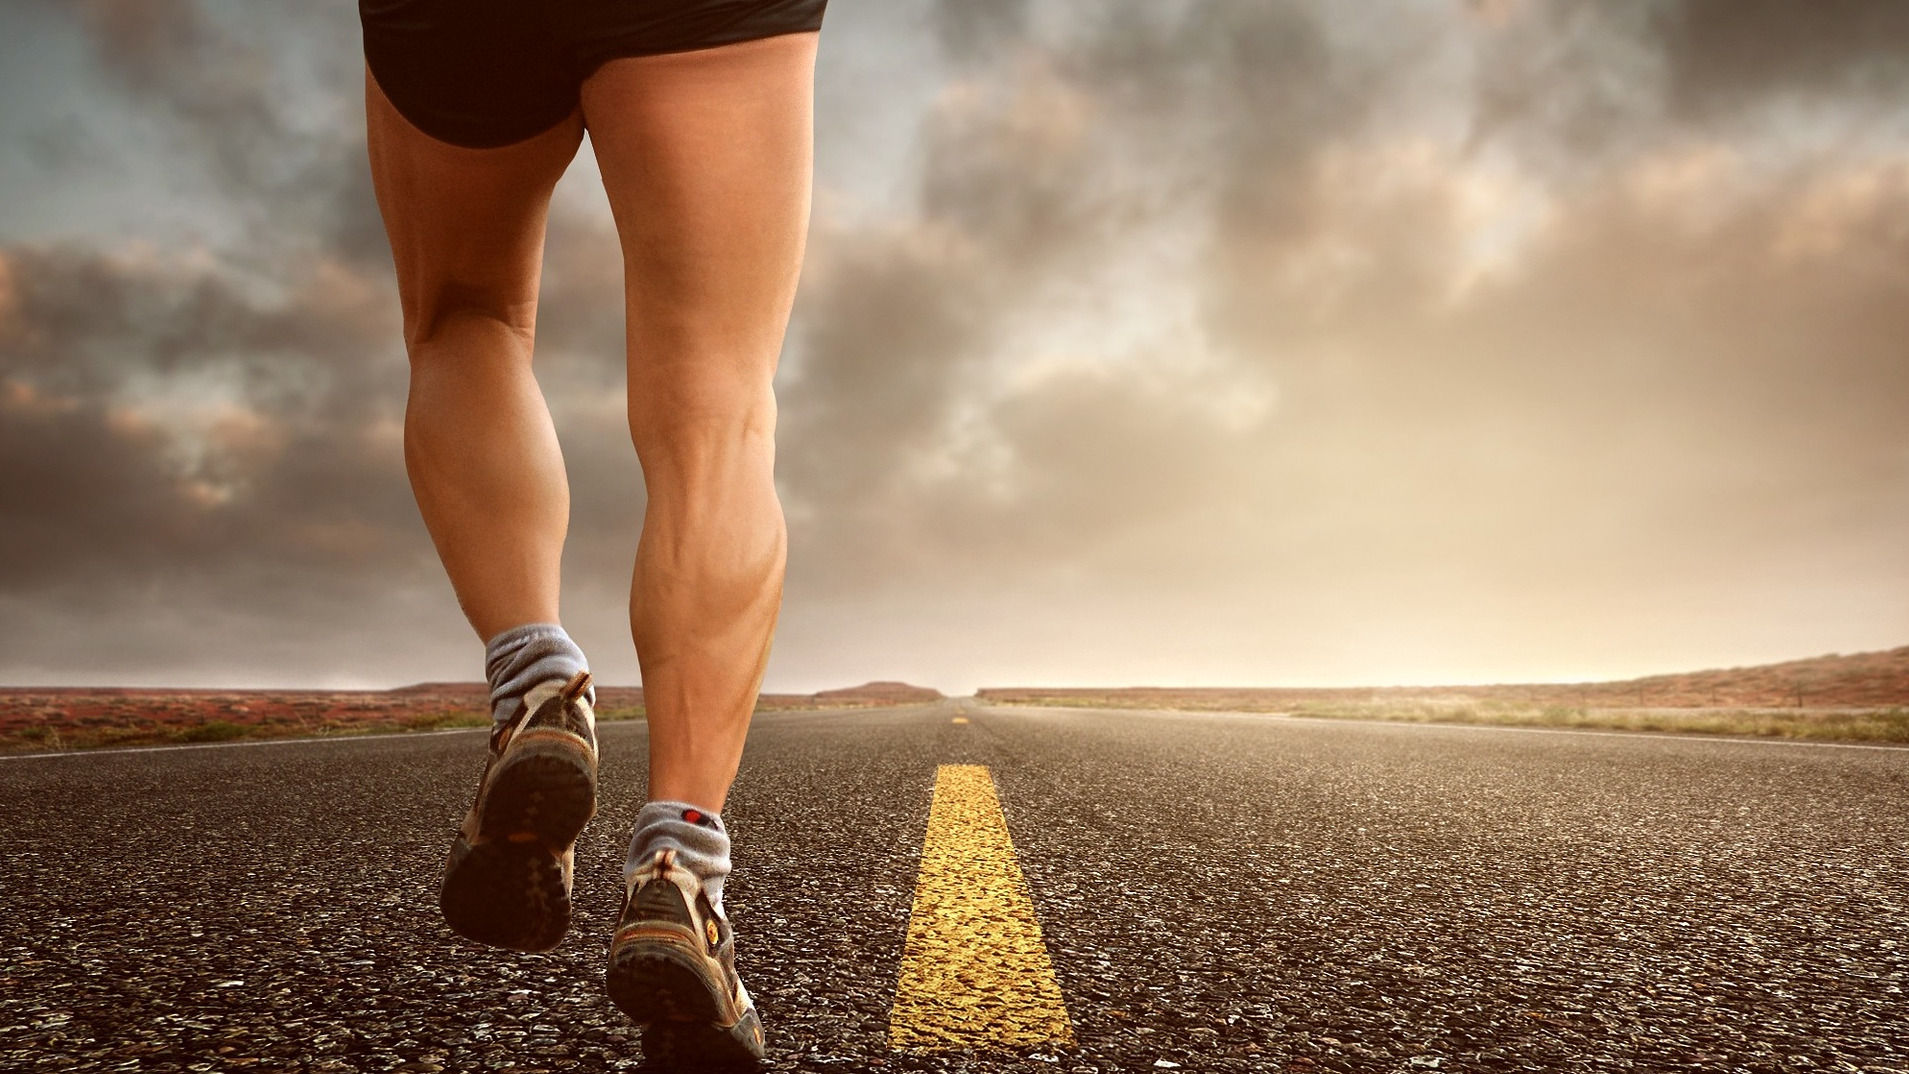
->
xmin=627 ymin=377 xmax=778 ymax=470
xmin=401 ymin=279 xmax=536 ymax=355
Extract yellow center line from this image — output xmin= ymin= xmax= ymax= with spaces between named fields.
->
xmin=888 ymin=764 xmax=1075 ymax=1052
xmin=951 ymin=716 xmax=970 ymax=724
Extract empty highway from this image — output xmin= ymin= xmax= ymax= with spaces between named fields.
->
xmin=3 ymin=699 xmax=1905 ymax=1072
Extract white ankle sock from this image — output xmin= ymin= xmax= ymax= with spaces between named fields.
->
xmin=629 ymin=799 xmax=733 ymax=909
xmin=483 ymin=622 xmax=593 ymax=725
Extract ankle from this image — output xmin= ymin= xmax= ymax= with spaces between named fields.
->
xmin=484 ymin=622 xmax=594 ymax=724
xmin=629 ymin=799 xmax=733 ymax=908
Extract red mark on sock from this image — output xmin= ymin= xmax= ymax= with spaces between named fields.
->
xmin=683 ymin=809 xmax=703 ymax=824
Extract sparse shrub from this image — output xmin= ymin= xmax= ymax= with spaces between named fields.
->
xmin=177 ymin=721 xmax=249 ymax=744
xmin=401 ymin=710 xmax=486 ymax=732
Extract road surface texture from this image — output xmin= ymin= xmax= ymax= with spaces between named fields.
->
xmin=3 ymin=699 xmax=1905 ymax=1073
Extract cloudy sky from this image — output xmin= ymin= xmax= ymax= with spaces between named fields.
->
xmin=2 ymin=0 xmax=1905 ymax=694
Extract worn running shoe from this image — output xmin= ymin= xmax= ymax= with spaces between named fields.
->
xmin=440 ymin=669 xmax=597 ymax=953
xmin=606 ymin=845 xmax=767 ymax=1071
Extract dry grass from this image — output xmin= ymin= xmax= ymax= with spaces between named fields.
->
xmin=0 ymin=702 xmax=661 ymax=754
xmin=6 ymin=710 xmax=491 ymax=752
xmin=991 ymin=694 xmax=1909 ymax=744
xmin=1 ymin=680 xmax=942 ymax=756
xmin=0 ymin=695 xmax=935 ymax=755
xmin=1288 ymin=699 xmax=1909 ymax=743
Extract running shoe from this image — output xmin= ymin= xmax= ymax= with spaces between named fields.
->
xmin=606 ymin=844 xmax=767 ymax=1071
xmin=439 ymin=669 xmax=597 ymax=952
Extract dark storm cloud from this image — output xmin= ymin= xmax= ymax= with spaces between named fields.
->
xmin=0 ymin=390 xmax=208 ymax=585
xmin=0 ymin=241 xmax=418 ymax=590
xmin=62 ymin=0 xmax=287 ymax=194
xmin=1 ymin=240 xmax=405 ymax=424
xmin=774 ymin=1 xmax=1379 ymax=584
xmin=0 ymin=232 xmax=465 ymax=680
xmin=1469 ymin=0 xmax=1909 ymax=170
xmin=0 ymin=0 xmax=423 ymax=630
xmin=1658 ymin=0 xmax=1909 ymax=117
xmin=0 ymin=390 xmax=418 ymax=592
xmin=528 ymin=207 xmax=629 ymax=384
xmin=929 ymin=0 xmax=1029 ymax=66
xmin=48 ymin=0 xmax=390 ymax=279
xmin=779 ymin=224 xmax=990 ymax=517
xmin=1468 ymin=4 xmax=1670 ymax=175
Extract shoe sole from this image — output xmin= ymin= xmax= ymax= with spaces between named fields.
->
xmin=440 ymin=733 xmax=596 ymax=952
xmin=639 ymin=1008 xmax=767 ymax=1073
xmin=607 ymin=931 xmax=766 ymax=1071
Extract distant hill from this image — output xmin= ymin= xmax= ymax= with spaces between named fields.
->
xmin=813 ymin=681 xmax=944 ymax=704
xmin=977 ymin=646 xmax=1909 ymax=709
xmin=387 ymin=681 xmax=945 ymax=707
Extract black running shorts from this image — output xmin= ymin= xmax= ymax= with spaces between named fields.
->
xmin=359 ymin=0 xmax=828 ymax=149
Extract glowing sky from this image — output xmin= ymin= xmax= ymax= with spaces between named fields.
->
xmin=2 ymin=0 xmax=1906 ymax=693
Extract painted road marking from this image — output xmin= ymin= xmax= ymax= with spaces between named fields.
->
xmin=888 ymin=764 xmax=1074 ymax=1052
xmin=951 ymin=716 xmax=970 ymax=724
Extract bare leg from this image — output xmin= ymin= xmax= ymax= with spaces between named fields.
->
xmin=362 ymin=66 xmax=586 ymax=642
xmin=579 ymin=31 xmax=817 ymax=813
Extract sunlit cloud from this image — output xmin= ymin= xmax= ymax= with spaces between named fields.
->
xmin=1 ymin=0 xmax=1904 ymax=692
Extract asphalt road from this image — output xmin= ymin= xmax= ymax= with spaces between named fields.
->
xmin=3 ymin=699 xmax=1906 ymax=1073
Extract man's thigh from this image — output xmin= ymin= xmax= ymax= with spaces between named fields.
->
xmin=577 ymin=31 xmax=819 ymax=376
xmin=362 ymin=63 xmax=586 ymax=349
